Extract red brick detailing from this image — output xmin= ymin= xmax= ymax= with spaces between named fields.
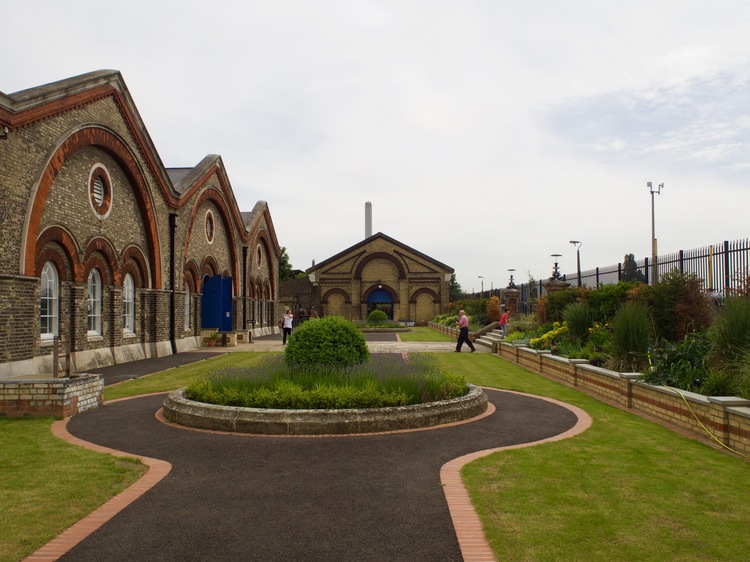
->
xmin=24 ymin=127 xmax=162 ymax=288
xmin=321 ymin=288 xmax=352 ymax=304
xmin=36 ymin=226 xmax=82 ymax=280
xmin=82 ymin=238 xmax=118 ymax=285
xmin=409 ymin=287 xmax=439 ymax=303
xmin=121 ymin=245 xmax=149 ymax=288
xmin=354 ymin=252 xmax=407 ymax=279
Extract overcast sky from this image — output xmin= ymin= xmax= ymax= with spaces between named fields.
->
xmin=3 ymin=1 xmax=749 ymax=292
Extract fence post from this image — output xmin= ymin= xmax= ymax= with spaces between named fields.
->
xmin=679 ymin=250 xmax=684 ymax=273
xmin=644 ymin=257 xmax=650 ymax=285
xmin=724 ymin=241 xmax=731 ymax=292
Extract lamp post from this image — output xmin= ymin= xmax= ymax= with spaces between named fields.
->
xmin=648 ymin=182 xmax=663 ymax=284
xmin=569 ymin=240 xmax=582 ymax=287
xmin=507 ymin=268 xmax=516 ymax=288
xmin=549 ymin=254 xmax=563 ymax=281
xmin=478 ymin=275 xmax=484 ymax=297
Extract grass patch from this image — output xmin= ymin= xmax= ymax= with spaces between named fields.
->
xmin=186 ymin=354 xmax=467 ymax=408
xmin=398 ymin=326 xmax=456 ymax=342
xmin=435 ymin=353 xmax=750 ymax=561
xmin=0 ymin=418 xmax=146 ymax=562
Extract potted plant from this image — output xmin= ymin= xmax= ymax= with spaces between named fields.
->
xmin=207 ymin=331 xmax=219 ymax=347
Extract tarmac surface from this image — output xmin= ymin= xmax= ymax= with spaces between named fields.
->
xmin=49 ymin=334 xmax=586 ymax=561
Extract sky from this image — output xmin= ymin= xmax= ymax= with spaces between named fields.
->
xmin=3 ymin=1 xmax=749 ymax=293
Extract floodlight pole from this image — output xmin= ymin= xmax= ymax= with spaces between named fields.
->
xmin=648 ymin=182 xmax=663 ymax=284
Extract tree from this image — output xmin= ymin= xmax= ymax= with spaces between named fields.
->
xmin=621 ymin=253 xmax=646 ymax=283
xmin=486 ymin=296 xmax=502 ymax=323
xmin=449 ymin=273 xmax=463 ymax=300
xmin=278 ymin=247 xmax=294 ymax=282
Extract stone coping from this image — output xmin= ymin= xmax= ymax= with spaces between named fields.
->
xmin=162 ymin=384 xmax=489 ymax=435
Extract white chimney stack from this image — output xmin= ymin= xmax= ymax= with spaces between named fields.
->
xmin=365 ymin=201 xmax=372 ymax=239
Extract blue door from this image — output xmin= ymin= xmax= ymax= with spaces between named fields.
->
xmin=201 ymin=275 xmax=233 ymax=331
xmin=367 ymin=287 xmax=394 ymax=319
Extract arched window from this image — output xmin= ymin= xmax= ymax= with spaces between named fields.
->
xmin=87 ymin=269 xmax=102 ymax=335
xmin=40 ymin=262 xmax=59 ymax=340
xmin=184 ymin=281 xmax=191 ymax=329
xmin=122 ymin=273 xmax=135 ymax=334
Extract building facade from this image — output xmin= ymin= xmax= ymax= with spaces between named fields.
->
xmin=0 ymin=70 xmax=280 ymax=378
xmin=305 ymin=232 xmax=453 ymax=324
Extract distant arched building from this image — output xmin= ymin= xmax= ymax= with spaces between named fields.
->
xmin=305 ymin=232 xmax=453 ymax=324
xmin=0 ymin=70 xmax=280 ymax=378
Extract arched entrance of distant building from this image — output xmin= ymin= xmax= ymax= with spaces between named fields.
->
xmin=367 ymin=287 xmax=394 ymax=319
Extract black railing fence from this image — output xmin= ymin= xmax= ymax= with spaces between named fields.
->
xmin=473 ymin=238 xmax=749 ymax=314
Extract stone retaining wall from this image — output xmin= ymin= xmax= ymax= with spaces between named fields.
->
xmin=163 ymin=384 xmax=489 ymax=435
xmin=0 ymin=374 xmax=103 ymax=419
xmin=498 ymin=342 xmax=750 ymax=455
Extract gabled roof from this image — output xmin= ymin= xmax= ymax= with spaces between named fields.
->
xmin=306 ymin=232 xmax=453 ymax=274
xmin=0 ymin=69 xmax=180 ymax=205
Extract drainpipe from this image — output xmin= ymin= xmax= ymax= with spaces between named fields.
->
xmin=169 ymin=212 xmax=178 ymax=355
xmin=242 ymin=246 xmax=248 ymax=329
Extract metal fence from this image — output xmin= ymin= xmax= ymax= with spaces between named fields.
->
xmin=478 ymin=238 xmax=749 ymax=315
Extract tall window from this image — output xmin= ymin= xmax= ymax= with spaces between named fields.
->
xmin=40 ymin=262 xmax=59 ymax=340
xmin=87 ymin=269 xmax=102 ymax=335
xmin=122 ymin=273 xmax=135 ymax=334
xmin=184 ymin=281 xmax=191 ymax=329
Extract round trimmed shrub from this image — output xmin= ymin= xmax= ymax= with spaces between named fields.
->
xmin=367 ymin=309 xmax=388 ymax=325
xmin=284 ymin=316 xmax=369 ymax=368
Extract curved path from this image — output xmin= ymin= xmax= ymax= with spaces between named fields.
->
xmin=40 ymin=387 xmax=590 ymax=562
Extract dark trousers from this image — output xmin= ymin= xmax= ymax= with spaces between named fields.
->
xmin=283 ymin=327 xmax=292 ymax=344
xmin=456 ymin=327 xmax=475 ymax=351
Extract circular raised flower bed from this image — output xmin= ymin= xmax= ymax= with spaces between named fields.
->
xmin=162 ymin=384 xmax=488 ymax=435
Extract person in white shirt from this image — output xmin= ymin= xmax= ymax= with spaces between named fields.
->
xmin=282 ymin=310 xmax=294 ymax=344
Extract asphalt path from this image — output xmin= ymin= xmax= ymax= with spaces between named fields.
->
xmin=62 ymin=389 xmax=579 ymax=561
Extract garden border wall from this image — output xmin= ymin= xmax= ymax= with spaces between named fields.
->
xmin=500 ymin=343 xmax=750 ymax=455
xmin=0 ymin=374 xmax=103 ymax=418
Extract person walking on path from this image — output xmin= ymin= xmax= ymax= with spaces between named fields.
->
xmin=281 ymin=309 xmax=294 ymax=344
xmin=499 ymin=308 xmax=510 ymax=338
xmin=455 ymin=310 xmax=476 ymax=353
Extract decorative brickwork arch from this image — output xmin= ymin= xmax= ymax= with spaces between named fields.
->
xmin=409 ymin=287 xmax=439 ymax=303
xmin=362 ymin=284 xmax=399 ymax=303
xmin=354 ymin=252 xmax=406 ymax=280
xmin=35 ymin=226 xmax=81 ymax=281
xmin=82 ymin=254 xmax=114 ymax=287
xmin=120 ymin=245 xmax=149 ymax=289
xmin=183 ymin=260 xmax=200 ymax=293
xmin=252 ymin=231 xmax=277 ymax=287
xmin=199 ymin=256 xmax=219 ymax=291
xmin=321 ymin=288 xmax=352 ymax=304
xmin=23 ymin=126 xmax=161 ymax=287
xmin=82 ymin=238 xmax=118 ymax=285
xmin=182 ymin=187 xmax=239 ymax=296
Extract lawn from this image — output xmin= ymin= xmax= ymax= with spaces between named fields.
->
xmin=2 ymin=347 xmax=748 ymax=561
xmin=398 ymin=326 xmax=455 ymax=342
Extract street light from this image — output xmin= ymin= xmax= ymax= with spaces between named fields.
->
xmin=648 ymin=182 xmax=663 ymax=283
xmin=569 ymin=240 xmax=582 ymax=287
xmin=478 ymin=275 xmax=484 ymax=297
xmin=507 ymin=268 xmax=516 ymax=288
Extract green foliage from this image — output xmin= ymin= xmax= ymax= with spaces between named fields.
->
xmin=186 ymin=354 xmax=468 ymax=408
xmin=366 ymin=309 xmax=389 ymax=325
xmin=562 ymin=302 xmax=595 ymax=343
xmin=708 ymin=297 xmax=750 ymax=372
xmin=642 ymin=332 xmax=711 ymax=391
xmin=449 ymin=273 xmax=463 ymax=300
xmin=542 ymin=288 xmax=584 ymax=323
xmin=607 ymin=302 xmax=652 ymax=372
xmin=621 ymin=253 xmax=646 ymax=282
xmin=647 ymin=269 xmax=713 ymax=341
xmin=284 ymin=316 xmax=369 ymax=368
xmin=585 ymin=281 xmax=640 ymax=322
xmin=530 ymin=321 xmax=568 ymax=349
xmin=278 ymin=246 xmax=294 ymax=282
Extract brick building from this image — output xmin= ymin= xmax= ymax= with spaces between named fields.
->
xmin=304 ymin=232 xmax=453 ymax=324
xmin=0 ymin=70 xmax=280 ymax=379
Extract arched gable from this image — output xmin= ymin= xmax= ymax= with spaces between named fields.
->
xmin=22 ymin=126 xmax=161 ymax=288
xmin=353 ymin=252 xmax=407 ymax=280
xmin=182 ymin=187 xmax=239 ymax=295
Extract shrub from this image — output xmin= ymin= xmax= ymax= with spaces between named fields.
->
xmin=530 ymin=322 xmax=568 ymax=350
xmin=709 ymin=297 xmax=750 ymax=372
xmin=563 ymin=302 xmax=595 ymax=343
xmin=366 ymin=309 xmax=389 ymax=325
xmin=647 ymin=270 xmax=713 ymax=341
xmin=607 ymin=302 xmax=652 ymax=372
xmin=642 ymin=332 xmax=711 ymax=390
xmin=540 ymin=288 xmax=584 ymax=324
xmin=586 ymin=281 xmax=640 ymax=322
xmin=284 ymin=316 xmax=369 ymax=368
xmin=486 ymin=296 xmax=502 ymax=323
